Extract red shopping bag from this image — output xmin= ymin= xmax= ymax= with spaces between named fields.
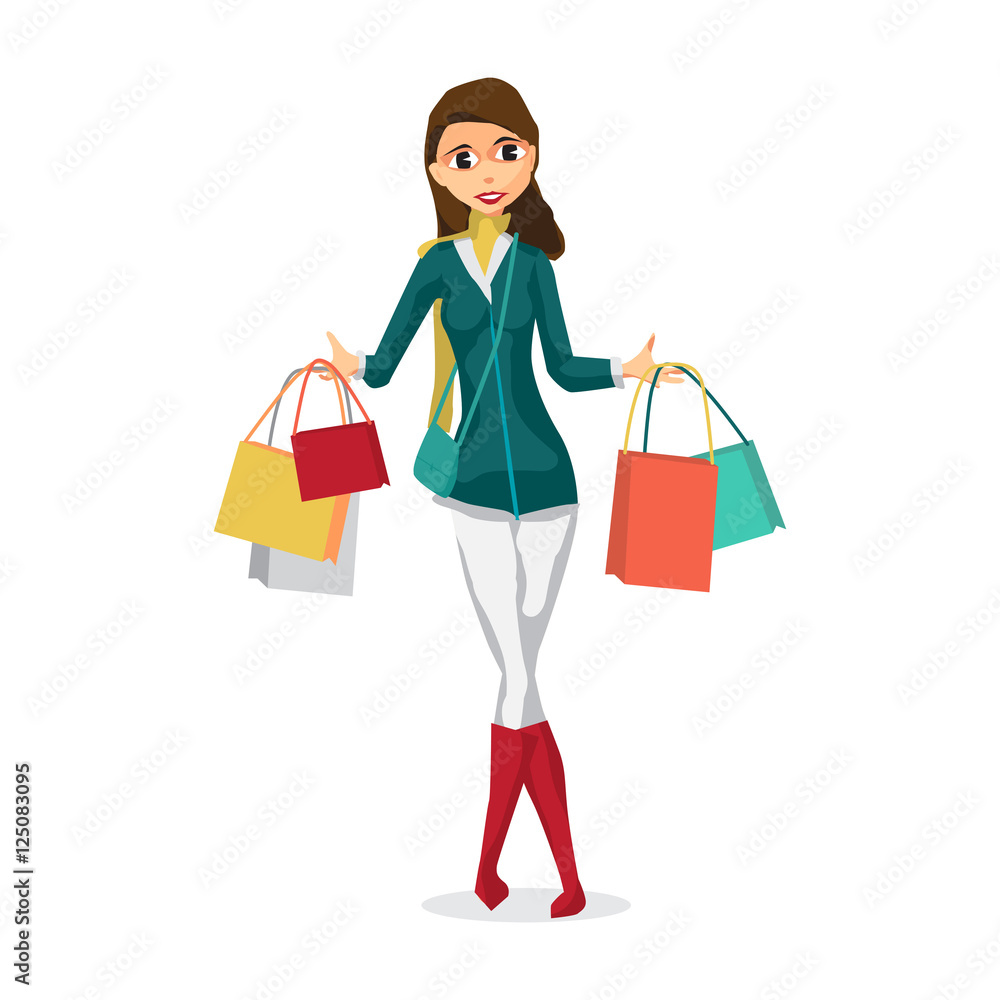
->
xmin=290 ymin=358 xmax=390 ymax=501
xmin=606 ymin=363 xmax=719 ymax=592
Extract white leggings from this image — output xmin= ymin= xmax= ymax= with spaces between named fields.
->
xmin=451 ymin=509 xmax=578 ymax=729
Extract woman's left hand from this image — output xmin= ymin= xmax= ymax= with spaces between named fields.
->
xmin=623 ymin=334 xmax=685 ymax=386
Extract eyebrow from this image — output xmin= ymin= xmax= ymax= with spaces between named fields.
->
xmin=443 ymin=143 xmax=474 ymax=155
xmin=494 ymin=136 xmax=520 ymax=145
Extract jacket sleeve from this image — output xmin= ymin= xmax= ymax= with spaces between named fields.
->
xmin=530 ymin=251 xmax=622 ymax=392
xmin=361 ymin=247 xmax=443 ymax=389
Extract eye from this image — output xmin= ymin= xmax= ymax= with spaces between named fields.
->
xmin=445 ymin=149 xmax=480 ymax=170
xmin=493 ymin=143 xmax=526 ymax=162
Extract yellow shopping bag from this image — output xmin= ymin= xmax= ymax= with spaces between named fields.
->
xmin=215 ymin=363 xmax=350 ymax=561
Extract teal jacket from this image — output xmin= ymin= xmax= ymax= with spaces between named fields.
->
xmin=361 ymin=236 xmax=620 ymax=515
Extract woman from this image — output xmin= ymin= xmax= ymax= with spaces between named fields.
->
xmin=324 ymin=79 xmax=679 ymax=918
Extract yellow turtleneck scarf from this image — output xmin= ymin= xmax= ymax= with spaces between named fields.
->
xmin=420 ymin=209 xmax=512 ymax=431
xmin=469 ymin=208 xmax=511 ymax=272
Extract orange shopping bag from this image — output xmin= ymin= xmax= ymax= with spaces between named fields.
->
xmin=606 ymin=364 xmax=719 ymax=592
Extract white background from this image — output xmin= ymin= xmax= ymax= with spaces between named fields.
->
xmin=3 ymin=0 xmax=1000 ymax=997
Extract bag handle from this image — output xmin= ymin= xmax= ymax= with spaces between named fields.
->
xmin=267 ymin=366 xmax=351 ymax=446
xmin=643 ymin=368 xmax=748 ymax=453
xmin=622 ymin=363 xmax=714 ymax=464
xmin=428 ymin=234 xmax=519 ymax=445
xmin=245 ymin=362 xmax=333 ymax=442
xmin=244 ymin=358 xmax=369 ymax=442
xmin=291 ymin=358 xmax=373 ymax=436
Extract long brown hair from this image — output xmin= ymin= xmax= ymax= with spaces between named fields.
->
xmin=424 ymin=78 xmax=564 ymax=260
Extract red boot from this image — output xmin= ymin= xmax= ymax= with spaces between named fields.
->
xmin=522 ymin=721 xmax=586 ymax=918
xmin=475 ymin=724 xmax=538 ymax=910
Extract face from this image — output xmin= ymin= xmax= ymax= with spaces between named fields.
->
xmin=427 ymin=120 xmax=536 ymax=216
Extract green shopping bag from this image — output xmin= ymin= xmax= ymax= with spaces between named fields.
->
xmin=644 ymin=367 xmax=785 ymax=550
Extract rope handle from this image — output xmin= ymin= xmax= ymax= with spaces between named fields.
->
xmin=644 ymin=369 xmax=748 ymax=450
xmin=267 ymin=366 xmax=349 ymax=446
xmin=243 ymin=358 xmax=368 ymax=443
xmin=622 ymin=363 xmax=714 ymax=464
xmin=291 ymin=358 xmax=373 ymax=436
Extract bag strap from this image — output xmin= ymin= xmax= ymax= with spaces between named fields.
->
xmin=244 ymin=358 xmax=371 ymax=442
xmin=291 ymin=358 xmax=373 ymax=436
xmin=643 ymin=367 xmax=748 ymax=452
xmin=429 ymin=364 xmax=459 ymax=429
xmin=623 ymin=362 xmax=714 ymax=464
xmin=426 ymin=235 xmax=519 ymax=443
xmin=267 ymin=366 xmax=351 ymax=446
xmin=455 ymin=233 xmax=518 ymax=446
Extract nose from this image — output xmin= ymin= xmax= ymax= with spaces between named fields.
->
xmin=482 ymin=175 xmax=494 ymax=185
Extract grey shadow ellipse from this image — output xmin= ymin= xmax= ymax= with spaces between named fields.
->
xmin=422 ymin=889 xmax=630 ymax=922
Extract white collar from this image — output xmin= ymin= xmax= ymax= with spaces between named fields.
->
xmin=453 ymin=231 xmax=513 ymax=303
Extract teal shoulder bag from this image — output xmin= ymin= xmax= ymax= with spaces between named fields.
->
xmin=414 ymin=233 xmax=519 ymax=497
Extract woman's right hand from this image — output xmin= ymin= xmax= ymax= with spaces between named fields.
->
xmin=320 ymin=331 xmax=360 ymax=380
